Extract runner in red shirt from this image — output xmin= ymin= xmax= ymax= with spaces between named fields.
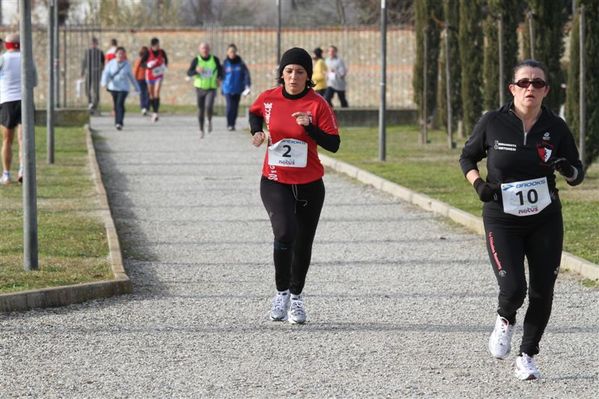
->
xmin=249 ymin=47 xmax=340 ymax=324
xmin=105 ymin=38 xmax=118 ymax=62
xmin=142 ymin=37 xmax=168 ymax=122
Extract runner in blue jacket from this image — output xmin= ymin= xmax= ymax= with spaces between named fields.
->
xmin=101 ymin=47 xmax=140 ymax=130
xmin=221 ymin=44 xmax=251 ymax=131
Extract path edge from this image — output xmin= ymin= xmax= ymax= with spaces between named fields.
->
xmin=320 ymin=154 xmax=599 ymax=281
xmin=0 ymin=125 xmax=132 ymax=313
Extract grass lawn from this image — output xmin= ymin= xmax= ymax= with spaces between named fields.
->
xmin=330 ymin=125 xmax=599 ymax=264
xmin=0 ymin=126 xmax=112 ymax=294
xmin=98 ymin=102 xmax=248 ymax=116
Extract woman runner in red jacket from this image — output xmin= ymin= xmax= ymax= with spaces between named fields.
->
xmin=249 ymin=48 xmax=340 ymax=324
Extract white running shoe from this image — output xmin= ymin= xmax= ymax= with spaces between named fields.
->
xmin=514 ymin=353 xmax=541 ymax=380
xmin=1 ymin=172 xmax=10 ymax=185
xmin=288 ymin=294 xmax=306 ymax=324
xmin=141 ymin=108 xmax=148 ymax=116
xmin=152 ymin=113 xmax=159 ymax=122
xmin=199 ymin=129 xmax=205 ymax=139
xmin=115 ymin=124 xmax=123 ymax=130
xmin=17 ymin=166 xmax=23 ymax=183
xmin=489 ymin=315 xmax=514 ymax=359
xmin=270 ymin=290 xmax=290 ymax=321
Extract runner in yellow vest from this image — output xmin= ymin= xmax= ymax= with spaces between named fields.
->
xmin=186 ymin=42 xmax=223 ymax=138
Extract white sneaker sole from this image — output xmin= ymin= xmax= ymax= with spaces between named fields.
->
xmin=288 ymin=314 xmax=306 ymax=324
xmin=514 ymin=369 xmax=541 ymax=381
xmin=270 ymin=313 xmax=287 ymax=322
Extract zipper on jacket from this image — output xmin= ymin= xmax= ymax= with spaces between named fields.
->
xmin=510 ymin=108 xmax=530 ymax=145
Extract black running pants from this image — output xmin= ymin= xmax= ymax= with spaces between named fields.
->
xmin=195 ymin=88 xmax=216 ymax=130
xmin=484 ymin=210 xmax=563 ymax=356
xmin=260 ymin=177 xmax=325 ymax=295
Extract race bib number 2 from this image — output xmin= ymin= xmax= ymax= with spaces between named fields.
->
xmin=268 ymin=139 xmax=308 ymax=168
xmin=501 ymin=177 xmax=551 ymax=216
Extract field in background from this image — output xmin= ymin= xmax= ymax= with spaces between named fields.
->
xmin=330 ymin=125 xmax=599 ymax=264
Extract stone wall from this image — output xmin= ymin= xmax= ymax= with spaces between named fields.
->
xmin=3 ymin=26 xmax=416 ymax=110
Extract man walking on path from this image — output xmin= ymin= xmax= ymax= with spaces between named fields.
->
xmin=187 ymin=42 xmax=222 ymax=138
xmin=80 ymin=37 xmax=105 ymax=115
xmin=1 ymin=33 xmax=37 ymax=185
xmin=324 ymin=45 xmax=348 ymax=108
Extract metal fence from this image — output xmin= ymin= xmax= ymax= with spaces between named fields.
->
xmin=2 ymin=24 xmax=416 ymax=110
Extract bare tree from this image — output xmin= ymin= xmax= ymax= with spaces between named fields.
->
xmin=353 ymin=0 xmax=414 ymax=24
xmin=336 ymin=0 xmax=347 ymax=24
xmin=88 ymin=0 xmax=181 ymax=27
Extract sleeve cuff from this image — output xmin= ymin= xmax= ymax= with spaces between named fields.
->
xmin=565 ymin=165 xmax=578 ymax=182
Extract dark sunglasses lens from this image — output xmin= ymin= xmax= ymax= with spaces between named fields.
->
xmin=516 ymin=79 xmax=546 ymax=88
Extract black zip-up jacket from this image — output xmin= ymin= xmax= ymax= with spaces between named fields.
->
xmin=460 ymin=103 xmax=584 ymax=213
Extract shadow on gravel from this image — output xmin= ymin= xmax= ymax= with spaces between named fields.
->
xmin=123 ymin=238 xmax=465 ymax=246
xmin=93 ymin=131 xmax=166 ymax=298
xmin=2 ymin=321 xmax=597 ymax=335
xmin=549 ymin=375 xmax=597 ymax=381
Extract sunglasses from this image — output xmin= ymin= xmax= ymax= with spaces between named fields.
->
xmin=513 ymin=79 xmax=547 ymax=89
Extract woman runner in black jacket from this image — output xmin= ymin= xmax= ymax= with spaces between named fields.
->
xmin=459 ymin=59 xmax=584 ymax=381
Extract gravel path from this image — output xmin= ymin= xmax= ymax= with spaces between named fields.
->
xmin=1 ymin=114 xmax=597 ymax=398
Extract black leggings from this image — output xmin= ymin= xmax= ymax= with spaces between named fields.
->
xmin=324 ymin=87 xmax=348 ymax=108
xmin=196 ymin=88 xmax=216 ymax=130
xmin=260 ymin=177 xmax=325 ymax=295
xmin=484 ymin=209 xmax=563 ymax=356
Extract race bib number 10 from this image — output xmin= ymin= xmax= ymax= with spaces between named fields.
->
xmin=501 ymin=177 xmax=551 ymax=216
xmin=268 ymin=139 xmax=308 ymax=168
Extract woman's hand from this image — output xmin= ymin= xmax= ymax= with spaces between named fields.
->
xmin=252 ymin=131 xmax=266 ymax=147
xmin=473 ymin=178 xmax=499 ymax=202
xmin=550 ymin=157 xmax=575 ymax=178
xmin=291 ymin=112 xmax=310 ymax=126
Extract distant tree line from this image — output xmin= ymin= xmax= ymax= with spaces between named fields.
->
xmin=80 ymin=0 xmax=415 ymax=28
xmin=414 ymin=0 xmax=599 ymax=168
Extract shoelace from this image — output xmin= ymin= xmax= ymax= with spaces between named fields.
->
xmin=272 ymin=295 xmax=288 ymax=311
xmin=289 ymin=299 xmax=305 ymax=314
xmin=498 ymin=319 xmax=511 ymax=344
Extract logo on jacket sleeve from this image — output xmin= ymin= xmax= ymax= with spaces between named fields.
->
xmin=264 ymin=102 xmax=273 ymax=126
xmin=537 ymin=142 xmax=553 ymax=163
